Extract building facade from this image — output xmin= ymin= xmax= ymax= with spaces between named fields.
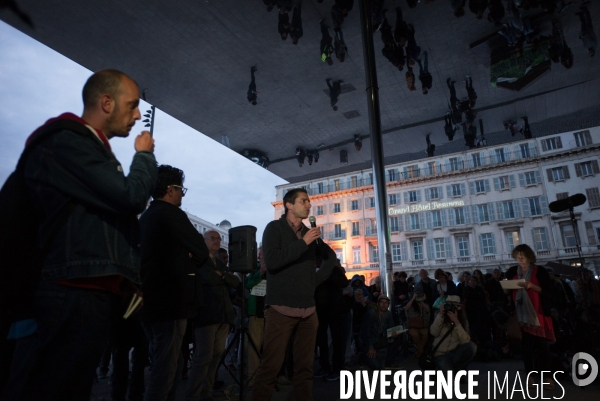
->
xmin=273 ymin=127 xmax=600 ymax=282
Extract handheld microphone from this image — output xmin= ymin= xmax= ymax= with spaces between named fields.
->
xmin=308 ymin=216 xmax=322 ymax=246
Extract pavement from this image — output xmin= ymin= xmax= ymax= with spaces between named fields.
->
xmin=90 ymin=350 xmax=600 ymax=401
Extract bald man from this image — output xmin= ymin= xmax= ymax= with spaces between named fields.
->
xmin=1 ymin=69 xmax=157 ymax=401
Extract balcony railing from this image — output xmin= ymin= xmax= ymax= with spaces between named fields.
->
xmin=365 ymin=228 xmax=378 ymax=237
xmin=327 ymin=230 xmax=346 ymax=240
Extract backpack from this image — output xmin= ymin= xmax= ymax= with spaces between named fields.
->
xmin=0 ymin=119 xmax=95 ymax=332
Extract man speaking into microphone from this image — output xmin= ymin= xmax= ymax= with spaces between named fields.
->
xmin=251 ymin=188 xmax=336 ymax=401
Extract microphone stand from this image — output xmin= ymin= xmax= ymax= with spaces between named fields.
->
xmin=567 ymin=205 xmax=586 ymax=282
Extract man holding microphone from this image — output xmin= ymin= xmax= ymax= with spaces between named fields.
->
xmin=251 ymin=188 xmax=336 ymax=401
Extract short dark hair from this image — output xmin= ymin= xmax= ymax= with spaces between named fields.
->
xmin=82 ymin=69 xmax=130 ymax=109
xmin=152 ymin=165 xmax=185 ymax=199
xmin=283 ymin=188 xmax=308 ymax=215
xmin=511 ymin=244 xmax=536 ymax=264
xmin=216 ymin=248 xmax=228 ymax=257
xmin=434 ymin=268 xmax=445 ymax=280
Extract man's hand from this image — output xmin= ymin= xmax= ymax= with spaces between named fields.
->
xmin=367 ymin=347 xmax=377 ymax=358
xmin=135 ymin=131 xmax=155 ymax=152
xmin=447 ymin=310 xmax=460 ymax=325
xmin=391 ymin=331 xmax=399 ymax=338
xmin=303 ymin=227 xmax=321 ymax=246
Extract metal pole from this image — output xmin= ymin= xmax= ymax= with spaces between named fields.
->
xmin=358 ymin=0 xmax=392 ymax=300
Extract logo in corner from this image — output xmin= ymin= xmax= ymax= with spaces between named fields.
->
xmin=572 ymin=352 xmax=598 ymax=387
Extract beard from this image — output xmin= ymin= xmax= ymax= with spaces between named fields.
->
xmin=105 ymin=105 xmax=130 ymax=138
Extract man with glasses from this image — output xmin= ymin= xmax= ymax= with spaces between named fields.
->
xmin=139 ymin=165 xmax=212 ymax=401
xmin=185 ymin=231 xmax=239 ymax=401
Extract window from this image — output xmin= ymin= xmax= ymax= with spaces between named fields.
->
xmin=574 ymin=130 xmax=592 ymax=147
xmin=434 ymin=238 xmax=446 ymax=259
xmin=576 ymin=161 xmax=600 ymax=177
xmin=410 ymin=214 xmax=421 ymax=230
xmin=353 ymin=247 xmax=361 ymax=264
xmin=457 ymin=236 xmax=469 ymax=257
xmin=586 ymin=188 xmax=600 ymax=208
xmin=506 ymin=230 xmax=520 ymax=252
xmin=480 ymin=233 xmax=496 ymax=255
xmin=542 ymin=137 xmax=562 ymax=151
xmin=388 ymin=194 xmax=397 ymax=205
xmin=449 ymin=157 xmax=461 ymax=171
xmin=370 ymin=245 xmax=379 ymax=263
xmin=316 ymin=206 xmax=324 ymax=216
xmin=498 ymin=176 xmax=509 ymax=190
xmin=451 ymin=184 xmax=462 ymax=197
xmin=408 ymin=191 xmax=418 ymax=202
xmin=366 ymin=219 xmax=377 ymax=236
xmin=427 ymin=161 xmax=437 ymax=175
xmin=388 ymin=170 xmax=397 ymax=182
xmin=503 ymin=201 xmax=515 ymax=219
xmin=390 ymin=217 xmax=399 ymax=232
xmin=454 ymin=208 xmax=465 ymax=225
xmin=352 ymin=221 xmax=360 ymax=236
xmin=334 ymin=179 xmax=341 ymax=191
xmin=525 ymin=172 xmax=537 ymax=185
xmin=478 ymin=204 xmax=490 ymax=222
xmin=471 ymin=153 xmax=482 ymax=168
xmin=391 ymin=243 xmax=405 ymax=262
xmin=333 ymin=203 xmax=341 ymax=213
xmin=412 ymin=240 xmax=423 ymax=260
xmin=369 ymin=197 xmax=375 ymax=208
xmin=351 ymin=176 xmax=358 ymax=188
xmin=406 ymin=165 xmax=420 ymax=179
xmin=552 ymin=167 xmax=564 ymax=181
xmin=475 ymin=180 xmax=486 ymax=193
xmin=532 ymin=228 xmax=550 ymax=250
xmin=335 ymin=249 xmax=343 ymax=264
xmin=520 ymin=144 xmax=531 ymax=158
xmin=557 ymin=192 xmax=569 ymax=200
xmin=431 ymin=210 xmax=442 ymax=227
xmin=495 ymin=148 xmax=506 ymax=163
xmin=316 ymin=182 xmax=324 ymax=194
xmin=351 ymin=200 xmax=359 ymax=210
xmin=429 ymin=187 xmax=439 ymax=199
xmin=561 ymin=224 xmax=578 ymax=247
xmin=334 ymin=224 xmax=342 ymax=238
xmin=529 ymin=198 xmax=542 ymax=216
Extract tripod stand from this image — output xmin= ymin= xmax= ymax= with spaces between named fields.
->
xmin=217 ymin=273 xmax=261 ymax=401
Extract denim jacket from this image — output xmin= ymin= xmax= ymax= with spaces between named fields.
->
xmin=24 ymin=126 xmax=157 ymax=283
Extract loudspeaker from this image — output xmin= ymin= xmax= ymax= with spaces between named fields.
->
xmin=228 ymin=225 xmax=258 ymax=273
xmin=340 ymin=150 xmax=348 ymax=165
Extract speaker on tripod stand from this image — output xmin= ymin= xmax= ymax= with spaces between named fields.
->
xmin=218 ymin=225 xmax=260 ymax=400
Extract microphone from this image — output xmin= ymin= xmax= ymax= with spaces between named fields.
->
xmin=308 ymin=216 xmax=322 ymax=246
xmin=548 ymin=193 xmax=587 ymax=213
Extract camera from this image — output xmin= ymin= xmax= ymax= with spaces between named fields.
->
xmin=444 ymin=302 xmax=457 ymax=314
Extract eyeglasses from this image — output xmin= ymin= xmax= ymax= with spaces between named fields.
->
xmin=171 ymin=185 xmax=187 ymax=195
xmin=206 ymin=236 xmax=221 ymax=241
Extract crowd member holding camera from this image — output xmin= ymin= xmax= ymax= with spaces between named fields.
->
xmin=430 ymin=296 xmax=477 ymax=372
xmin=406 ymin=291 xmax=431 ymax=358
xmin=507 ymin=244 xmax=555 ymax=390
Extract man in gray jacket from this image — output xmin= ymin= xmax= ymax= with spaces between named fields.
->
xmin=251 ymin=188 xmax=336 ymax=401
xmin=185 ymin=230 xmax=239 ymax=401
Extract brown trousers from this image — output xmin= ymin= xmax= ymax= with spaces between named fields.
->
xmin=409 ymin=327 xmax=429 ymax=356
xmin=250 ymin=308 xmax=318 ymax=401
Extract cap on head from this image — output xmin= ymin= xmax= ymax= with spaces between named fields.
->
xmin=445 ymin=295 xmax=461 ymax=304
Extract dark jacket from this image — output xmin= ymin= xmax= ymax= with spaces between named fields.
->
xmin=433 ymin=280 xmax=458 ymax=302
xmin=506 ymin=265 xmax=553 ymax=316
xmin=262 ymin=215 xmax=336 ymax=308
xmin=24 ymin=115 xmax=157 ymax=283
xmin=360 ymin=308 xmax=394 ymax=350
xmin=139 ymin=200 xmax=210 ymax=322
xmin=195 ymin=257 xmax=239 ymax=327
xmin=315 ymin=266 xmax=351 ymax=315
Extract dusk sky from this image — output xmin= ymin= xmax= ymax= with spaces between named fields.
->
xmin=0 ymin=21 xmax=287 ymax=241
